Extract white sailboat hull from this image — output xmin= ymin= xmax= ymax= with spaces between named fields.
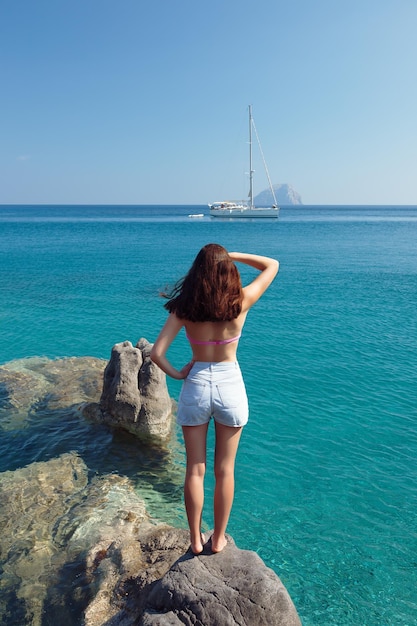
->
xmin=209 ymin=203 xmax=279 ymax=218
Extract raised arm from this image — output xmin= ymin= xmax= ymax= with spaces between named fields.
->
xmin=228 ymin=252 xmax=279 ymax=311
xmin=150 ymin=313 xmax=194 ymax=379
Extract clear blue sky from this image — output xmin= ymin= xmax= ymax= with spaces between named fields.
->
xmin=1 ymin=0 xmax=416 ymax=205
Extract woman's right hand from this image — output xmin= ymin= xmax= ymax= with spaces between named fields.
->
xmin=179 ymin=360 xmax=195 ymax=379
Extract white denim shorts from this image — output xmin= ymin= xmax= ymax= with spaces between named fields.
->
xmin=176 ymin=361 xmax=249 ymax=427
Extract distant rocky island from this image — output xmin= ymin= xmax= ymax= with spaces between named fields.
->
xmin=254 ymin=183 xmax=303 ymax=206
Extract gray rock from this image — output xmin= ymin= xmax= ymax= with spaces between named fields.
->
xmin=83 ymin=527 xmax=301 ymax=626
xmin=84 ymin=526 xmax=192 ymax=626
xmin=100 ymin=340 xmax=143 ymax=421
xmin=141 ymin=534 xmax=301 ymax=626
xmin=0 ymin=452 xmax=301 ymax=626
xmin=85 ymin=339 xmax=173 ymax=444
xmin=254 ymin=184 xmax=303 ymax=206
xmin=0 ymin=356 xmax=106 ymax=430
xmin=0 ymin=453 xmax=90 ymax=626
xmin=0 ymin=451 xmax=156 ymax=626
xmin=0 ymin=353 xmax=302 ymax=626
xmin=0 ymin=345 xmax=172 ymax=443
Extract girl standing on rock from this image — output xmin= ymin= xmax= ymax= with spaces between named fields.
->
xmin=150 ymin=243 xmax=279 ymax=554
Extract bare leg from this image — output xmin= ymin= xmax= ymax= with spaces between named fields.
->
xmin=182 ymin=423 xmax=209 ymax=554
xmin=212 ymin=423 xmax=243 ymax=553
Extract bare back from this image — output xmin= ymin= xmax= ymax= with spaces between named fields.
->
xmin=150 ymin=252 xmax=278 ymax=379
xmin=184 ymin=312 xmax=248 ymax=362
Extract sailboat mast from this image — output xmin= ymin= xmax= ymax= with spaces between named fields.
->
xmin=249 ymin=105 xmax=254 ymax=209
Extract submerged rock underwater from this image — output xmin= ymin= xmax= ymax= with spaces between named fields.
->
xmin=0 ymin=348 xmax=301 ymax=625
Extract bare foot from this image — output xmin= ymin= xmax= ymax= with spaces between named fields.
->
xmin=190 ymin=533 xmax=205 ymax=555
xmin=210 ymin=534 xmax=227 ymax=553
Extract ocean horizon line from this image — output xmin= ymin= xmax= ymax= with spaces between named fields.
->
xmin=1 ymin=202 xmax=417 ymax=208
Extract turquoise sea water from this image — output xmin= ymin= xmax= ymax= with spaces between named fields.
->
xmin=1 ymin=204 xmax=417 ymax=625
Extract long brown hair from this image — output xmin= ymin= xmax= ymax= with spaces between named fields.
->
xmin=163 ymin=243 xmax=243 ymax=321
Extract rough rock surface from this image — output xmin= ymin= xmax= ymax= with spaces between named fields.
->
xmin=0 ymin=353 xmax=302 ymax=625
xmin=83 ymin=338 xmax=173 ymax=444
xmin=0 ymin=356 xmax=106 ymax=430
xmin=0 ymin=452 xmax=302 ymax=626
xmin=141 ymin=535 xmax=302 ymax=626
xmin=0 ymin=451 xmax=156 ymax=626
xmin=0 ymin=453 xmax=89 ymax=625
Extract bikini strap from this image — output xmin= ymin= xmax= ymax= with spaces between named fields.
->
xmin=186 ymin=332 xmax=241 ymax=346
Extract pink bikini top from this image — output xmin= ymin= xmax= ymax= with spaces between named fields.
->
xmin=186 ymin=331 xmax=241 ymax=346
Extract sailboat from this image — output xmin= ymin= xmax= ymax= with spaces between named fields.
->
xmin=209 ymin=106 xmax=279 ymax=218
